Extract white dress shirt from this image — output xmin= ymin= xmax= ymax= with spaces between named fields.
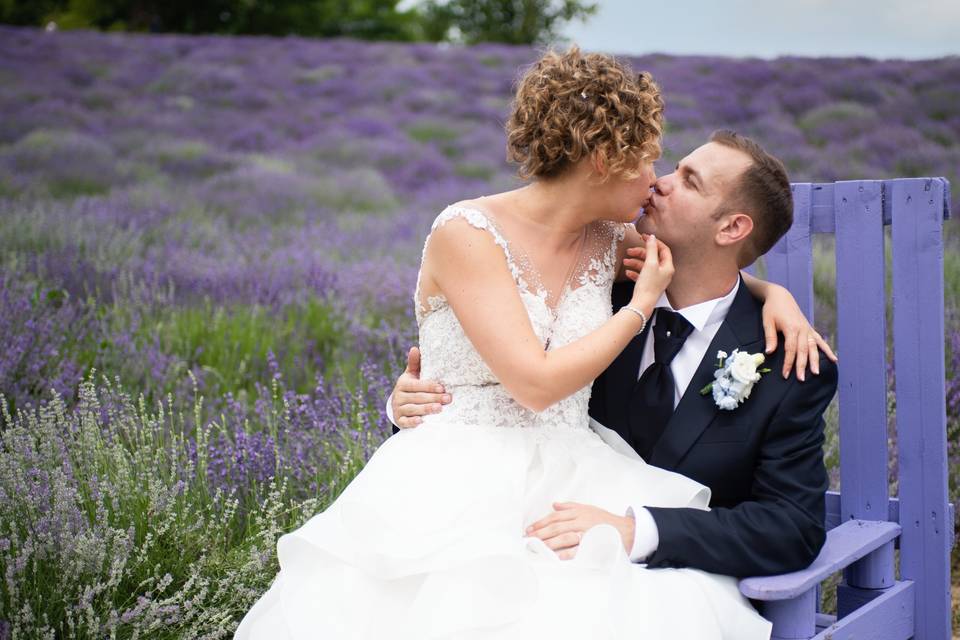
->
xmin=625 ymin=278 xmax=740 ymax=562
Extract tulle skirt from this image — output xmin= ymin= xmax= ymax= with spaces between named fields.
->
xmin=235 ymin=422 xmax=772 ymax=639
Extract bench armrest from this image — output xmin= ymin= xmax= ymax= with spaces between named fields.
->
xmin=739 ymin=519 xmax=901 ymax=601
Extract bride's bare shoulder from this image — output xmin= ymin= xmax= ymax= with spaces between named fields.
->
xmin=453 ymin=187 xmax=527 ymax=214
xmin=427 ymin=203 xmax=505 ymax=258
xmin=429 ymin=193 xmax=514 ymax=239
xmin=450 ymin=197 xmax=490 ymax=210
xmin=431 ymin=200 xmax=495 ymax=235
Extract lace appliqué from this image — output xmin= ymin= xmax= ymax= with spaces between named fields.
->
xmin=577 ymin=221 xmax=626 ymax=289
xmin=412 ymin=205 xmax=628 ymax=432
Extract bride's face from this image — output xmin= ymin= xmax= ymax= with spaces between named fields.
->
xmin=601 ymin=161 xmax=657 ymax=223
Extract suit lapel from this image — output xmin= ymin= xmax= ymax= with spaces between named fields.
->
xmin=649 ymin=278 xmax=766 ymax=470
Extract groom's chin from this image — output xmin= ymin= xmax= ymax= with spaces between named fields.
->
xmin=634 ymin=216 xmax=653 ymax=234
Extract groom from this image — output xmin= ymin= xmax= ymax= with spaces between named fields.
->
xmin=389 ymin=130 xmax=837 ymax=578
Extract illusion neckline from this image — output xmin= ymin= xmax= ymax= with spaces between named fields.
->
xmin=448 ymin=203 xmax=595 ymax=315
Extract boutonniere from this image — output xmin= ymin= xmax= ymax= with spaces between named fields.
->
xmin=699 ymin=349 xmax=772 ymax=410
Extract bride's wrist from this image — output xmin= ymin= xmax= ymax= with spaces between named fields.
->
xmin=621 ymin=303 xmax=650 ymax=334
xmin=628 ymin=293 xmax=656 ymax=319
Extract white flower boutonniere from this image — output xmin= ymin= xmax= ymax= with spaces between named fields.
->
xmin=699 ymin=349 xmax=772 ymax=410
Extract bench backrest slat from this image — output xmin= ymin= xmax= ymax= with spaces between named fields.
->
xmin=767 ymin=183 xmax=815 ymax=322
xmin=889 ymin=178 xmax=951 ymax=640
xmin=834 ymin=180 xmax=889 ymax=523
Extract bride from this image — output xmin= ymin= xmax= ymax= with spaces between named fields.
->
xmin=237 ymin=48 xmax=822 ymax=639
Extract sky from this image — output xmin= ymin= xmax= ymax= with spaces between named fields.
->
xmin=558 ymin=0 xmax=960 ymax=60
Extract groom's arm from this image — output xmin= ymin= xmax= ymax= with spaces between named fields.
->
xmin=644 ymin=359 xmax=837 ymax=577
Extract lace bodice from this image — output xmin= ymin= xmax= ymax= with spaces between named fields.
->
xmin=414 ymin=204 xmax=627 ymax=432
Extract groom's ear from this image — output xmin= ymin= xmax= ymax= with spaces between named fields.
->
xmin=715 ymin=211 xmax=754 ymax=247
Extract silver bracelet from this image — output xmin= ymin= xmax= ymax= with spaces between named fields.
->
xmin=621 ymin=304 xmax=648 ymax=334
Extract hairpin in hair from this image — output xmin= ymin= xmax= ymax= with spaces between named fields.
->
xmin=580 ymin=90 xmax=588 ymax=100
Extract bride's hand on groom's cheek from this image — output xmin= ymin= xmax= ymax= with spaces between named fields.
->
xmin=525 ymin=502 xmax=635 ymax=560
xmin=392 ymin=346 xmax=452 ymax=429
xmin=622 ymin=236 xmax=673 ymax=295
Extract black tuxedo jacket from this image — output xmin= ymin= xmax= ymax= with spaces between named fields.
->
xmin=589 ymin=278 xmax=837 ymax=577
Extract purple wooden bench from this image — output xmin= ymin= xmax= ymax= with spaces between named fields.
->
xmin=740 ymin=178 xmax=954 ymax=640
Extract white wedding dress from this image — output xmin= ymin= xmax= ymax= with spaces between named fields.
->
xmin=236 ymin=205 xmax=772 ymax=640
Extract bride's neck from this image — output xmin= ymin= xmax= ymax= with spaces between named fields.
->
xmin=498 ymin=179 xmax=596 ymax=243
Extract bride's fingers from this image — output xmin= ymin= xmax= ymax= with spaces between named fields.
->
xmin=808 ymin=338 xmax=820 ymax=376
xmin=655 ymin=239 xmax=673 ymax=268
xmin=643 ymin=233 xmax=660 ymax=268
xmin=781 ymin=330 xmax=798 ymax=379
xmin=624 ymin=269 xmax=638 ymax=281
xmin=815 ymin=332 xmax=838 ymax=362
xmin=625 ymin=246 xmax=647 ymax=258
xmin=622 ymin=257 xmax=644 ymax=272
xmin=795 ymin=328 xmax=809 ymax=382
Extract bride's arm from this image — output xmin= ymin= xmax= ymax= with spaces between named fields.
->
xmin=422 ymin=218 xmax=671 ymax=413
xmin=738 ymin=272 xmax=838 ymax=379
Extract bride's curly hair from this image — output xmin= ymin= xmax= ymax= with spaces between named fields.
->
xmin=506 ymin=46 xmax=664 ymax=182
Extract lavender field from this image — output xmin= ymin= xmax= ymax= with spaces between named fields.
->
xmin=0 ymin=25 xmax=957 ymax=637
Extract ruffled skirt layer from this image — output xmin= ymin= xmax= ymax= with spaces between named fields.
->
xmin=236 ymin=423 xmax=771 ymax=640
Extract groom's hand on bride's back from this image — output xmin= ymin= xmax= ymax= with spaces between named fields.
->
xmin=391 ymin=346 xmax=452 ymax=429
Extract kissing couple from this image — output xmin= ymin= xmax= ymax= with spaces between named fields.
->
xmin=237 ymin=46 xmax=838 ymax=639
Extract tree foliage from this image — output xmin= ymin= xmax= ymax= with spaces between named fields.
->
xmin=2 ymin=0 xmax=424 ymax=40
xmin=0 ymin=0 xmax=597 ymax=45
xmin=421 ymin=0 xmax=597 ymax=45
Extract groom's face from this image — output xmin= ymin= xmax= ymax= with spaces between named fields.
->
xmin=636 ymin=142 xmax=752 ymax=255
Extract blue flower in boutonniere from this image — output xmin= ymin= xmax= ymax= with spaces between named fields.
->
xmin=699 ymin=349 xmax=772 ymax=410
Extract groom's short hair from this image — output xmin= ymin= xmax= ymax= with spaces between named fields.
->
xmin=709 ymin=130 xmax=792 ymax=267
